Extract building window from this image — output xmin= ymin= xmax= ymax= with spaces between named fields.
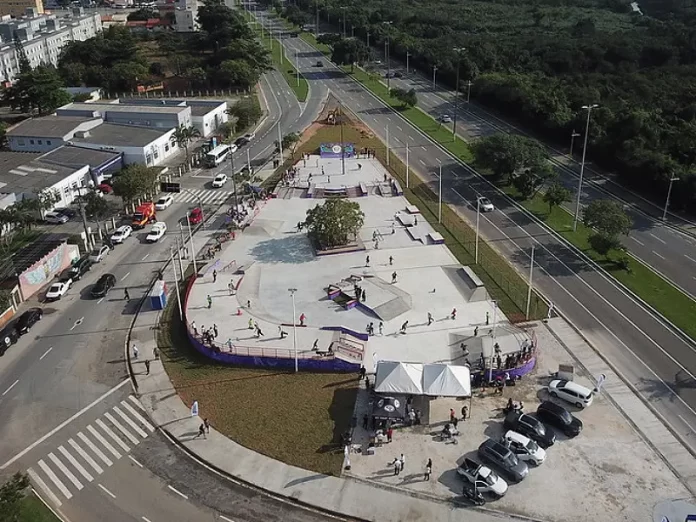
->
xmin=17 ymin=139 xmax=25 ymax=145
xmin=47 ymin=140 xmax=51 ymax=145
xmin=29 ymin=139 xmax=34 ymax=144
xmin=63 ymin=186 xmax=70 ymax=198
xmin=164 ymin=144 xmax=169 ymax=152
xmin=37 ymin=139 xmax=42 ymax=145
xmin=153 ymin=149 xmax=159 ymax=159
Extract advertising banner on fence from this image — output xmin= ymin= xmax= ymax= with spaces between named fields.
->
xmin=320 ymin=143 xmax=355 ymax=159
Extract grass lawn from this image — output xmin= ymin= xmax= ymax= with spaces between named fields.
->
xmin=508 ymin=187 xmax=696 ymax=339
xmin=158 ymin=286 xmax=358 ymax=476
xmin=19 ymin=493 xmax=61 ymax=522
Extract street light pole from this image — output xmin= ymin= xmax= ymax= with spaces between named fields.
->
xmin=170 ymin=247 xmax=183 ymax=320
xmin=466 ymin=80 xmax=472 ymax=103
xmin=406 ymin=143 xmax=409 ymax=188
xmin=340 ymin=6 xmax=347 ymax=38
xmin=186 ymin=214 xmax=198 ymax=274
xmin=437 ymin=161 xmax=443 ymax=223
xmin=383 ymin=21 xmax=392 ymax=88
xmin=277 ymin=121 xmax=283 ymax=164
xmin=315 ymin=0 xmax=319 ymax=35
xmin=573 ymin=104 xmax=599 ymax=232
xmin=406 ymin=50 xmax=411 ymax=74
xmin=569 ymin=129 xmax=580 ymax=158
xmin=452 ymin=47 xmax=465 ymax=137
xmin=432 ymin=65 xmax=437 ymax=90
xmin=662 ymin=175 xmax=679 ymax=221
xmin=366 ymin=31 xmax=370 ymax=61
xmin=475 ymin=196 xmax=480 ymax=264
xmin=288 ymin=288 xmax=298 ymax=373
xmin=525 ymin=245 xmax=535 ymax=320
xmin=386 ymin=125 xmax=390 ymax=166
xmin=295 ymin=50 xmax=299 ymax=87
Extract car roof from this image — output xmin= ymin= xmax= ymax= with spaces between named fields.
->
xmin=481 ymin=438 xmax=508 ymax=453
xmin=157 ymin=195 xmax=171 ymax=201
xmin=539 ymin=400 xmax=566 ymax=414
xmin=504 ymin=430 xmax=531 ymax=444
xmin=115 ymin=225 xmax=130 ymax=232
xmin=552 ymin=379 xmax=593 ymax=394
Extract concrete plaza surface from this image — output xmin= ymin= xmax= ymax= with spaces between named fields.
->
xmin=127 ymin=153 xmax=696 ymax=522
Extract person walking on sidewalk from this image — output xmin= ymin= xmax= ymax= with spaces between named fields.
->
xmin=427 ymin=312 xmax=433 ymax=326
xmin=213 ymin=324 xmax=218 ymax=338
xmin=203 ymin=418 xmax=211 ymax=434
xmin=144 ymin=359 xmax=150 ymax=375
xmin=424 ymin=458 xmax=432 ymax=481
xmin=399 ymin=453 xmax=406 ymax=471
xmin=192 ymin=321 xmax=198 ymax=336
xmin=207 ymin=295 xmax=212 ymax=309
xmin=194 ymin=423 xmax=206 ymax=439
xmin=212 ymin=270 xmax=217 ymax=283
xmin=132 ymin=344 xmax=139 ymax=359
xmin=124 ymin=288 xmax=130 ymax=301
xmin=299 ymin=313 xmax=306 ymax=326
xmin=392 ymin=457 xmax=402 ymax=476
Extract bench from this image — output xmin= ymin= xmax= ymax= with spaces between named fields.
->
xmin=428 ymin=232 xmax=444 ymax=244
xmin=307 ymin=184 xmax=315 ymax=198
xmin=406 ymin=226 xmax=424 ymax=242
xmin=461 ymin=266 xmax=484 ymax=288
xmin=405 ymin=204 xmax=420 ymax=214
xmin=359 ymin=182 xmax=368 ymax=196
xmin=391 ymin=180 xmax=403 ymax=196
xmin=397 ymin=213 xmax=416 ymax=227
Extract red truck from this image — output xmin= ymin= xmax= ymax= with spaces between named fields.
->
xmin=132 ymin=202 xmax=156 ymax=229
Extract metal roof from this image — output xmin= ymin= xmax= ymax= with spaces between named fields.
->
xmin=7 ymin=116 xmax=102 ymax=139
xmin=69 ymin=123 xmax=171 ymax=147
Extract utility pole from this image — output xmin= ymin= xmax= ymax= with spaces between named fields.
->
xmin=437 ymin=161 xmax=443 ymax=223
xmin=289 ymin=288 xmax=298 ymax=373
xmin=466 ymin=80 xmax=472 ymax=103
xmin=452 ymin=47 xmax=465 ymax=137
xmin=170 ymin=247 xmax=183 ymax=320
xmin=573 ymin=104 xmax=599 ymax=231
xmin=339 ymin=108 xmax=346 ymax=176
xmin=315 ymin=0 xmax=319 ymax=35
xmin=295 ymin=49 xmax=299 ymax=87
xmin=475 ymin=196 xmax=481 ymax=264
xmin=386 ymin=125 xmax=390 ymax=166
xmin=406 ymin=50 xmax=411 ymax=74
xmin=383 ymin=21 xmax=392 ymax=88
xmin=662 ymin=175 xmax=679 ymax=221
xmin=432 ymin=64 xmax=437 ymax=90
xmin=340 ymin=6 xmax=347 ymax=38
xmin=366 ymin=31 xmax=370 ymax=61
xmin=525 ymin=245 xmax=535 ymax=320
xmin=73 ymin=186 xmax=94 ymax=251
xmin=406 ymin=143 xmax=409 ymax=188
xmin=569 ymin=129 xmax=580 ymax=158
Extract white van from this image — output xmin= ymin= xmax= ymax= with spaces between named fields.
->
xmin=548 ymin=379 xmax=594 ymax=408
xmin=44 ymin=211 xmax=69 ymax=224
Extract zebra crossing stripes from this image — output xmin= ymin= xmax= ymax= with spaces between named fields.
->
xmin=172 ymin=188 xmax=235 ymax=206
xmin=28 ymin=395 xmax=152 ymax=507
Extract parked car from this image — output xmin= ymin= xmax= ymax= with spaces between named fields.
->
xmin=234 ymin=137 xmax=249 ymax=147
xmin=536 ymin=401 xmax=583 ymax=437
xmin=45 ymin=277 xmax=73 ymax=301
xmin=503 ymin=411 xmax=556 ymax=448
xmin=502 ymin=430 xmax=546 ymax=466
xmin=110 ymin=225 xmax=133 ymax=244
xmin=97 ymin=183 xmax=113 ymax=194
xmin=44 ymin=210 xmax=69 ymax=224
xmin=477 ymin=196 xmax=495 ymax=212
xmin=91 ymin=273 xmax=116 ymax=298
xmin=146 ymin=222 xmax=167 ymax=243
xmin=89 ymin=245 xmax=110 ymax=263
xmin=15 ymin=308 xmax=43 ymax=335
xmin=548 ymin=379 xmax=594 ymax=408
xmin=316 ymin=60 xmax=324 ymax=67
xmin=244 ymin=132 xmax=256 ymax=141
xmin=456 ymin=457 xmax=508 ymax=498
xmin=0 ymin=323 xmax=18 ymax=355
xmin=478 ymin=439 xmax=529 ymax=483
xmin=188 ymin=207 xmax=203 ymax=225
xmin=68 ymin=256 xmax=93 ymax=280
xmin=439 ymin=114 xmax=452 ymax=123
xmin=155 ymin=195 xmax=173 ymax=211
xmin=228 ymin=143 xmax=238 ymax=153
xmin=212 ymin=173 xmax=228 ymax=188
xmin=55 ymin=208 xmax=77 ymax=220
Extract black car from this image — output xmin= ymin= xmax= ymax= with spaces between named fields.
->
xmin=478 ymin=439 xmax=529 ymax=483
xmin=91 ymin=273 xmax=116 ymax=298
xmin=234 ymin=136 xmax=250 ymax=147
xmin=503 ymin=411 xmax=556 ymax=448
xmin=68 ymin=255 xmax=93 ymax=281
xmin=536 ymin=401 xmax=583 ymax=437
xmin=0 ymin=323 xmax=18 ymax=355
xmin=316 ymin=60 xmax=324 ymax=67
xmin=15 ymin=308 xmax=43 ymax=335
xmin=55 ymin=208 xmax=77 ymax=220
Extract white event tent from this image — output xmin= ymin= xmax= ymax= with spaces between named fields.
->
xmin=422 ymin=363 xmax=471 ymax=397
xmin=374 ymin=361 xmax=471 ymax=397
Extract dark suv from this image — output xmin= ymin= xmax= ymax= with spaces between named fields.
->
xmin=91 ymin=273 xmax=116 ymax=298
xmin=68 ymin=255 xmax=93 ymax=281
xmin=15 ymin=308 xmax=43 ymax=335
xmin=536 ymin=401 xmax=583 ymax=437
xmin=0 ymin=323 xmax=18 ymax=355
xmin=478 ymin=439 xmax=529 ymax=483
xmin=503 ymin=411 xmax=556 ymax=448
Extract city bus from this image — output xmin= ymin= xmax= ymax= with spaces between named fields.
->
xmin=205 ymin=144 xmax=231 ymax=168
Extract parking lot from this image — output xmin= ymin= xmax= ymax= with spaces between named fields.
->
xmin=347 ymin=323 xmax=689 ymax=522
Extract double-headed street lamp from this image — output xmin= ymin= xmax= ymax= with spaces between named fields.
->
xmin=452 ymin=47 xmax=466 ymax=137
xmin=573 ymin=103 xmax=599 ymax=232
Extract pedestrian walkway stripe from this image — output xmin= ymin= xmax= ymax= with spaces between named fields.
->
xmin=48 ymin=452 xmax=83 ymax=491
xmin=58 ymin=445 xmax=93 ymax=483
xmin=38 ymin=459 xmax=72 ymax=500
xmin=128 ymin=395 xmax=146 ymax=412
xmin=96 ymin=419 xmax=130 ymax=452
xmin=87 ymin=425 xmax=121 ymax=460
xmin=104 ymin=411 xmax=139 ymax=445
xmin=113 ymin=405 xmax=148 ymax=438
xmin=68 ymin=438 xmax=103 ymax=475
xmin=120 ymin=401 xmax=155 ymax=432
xmin=28 ymin=467 xmax=62 ymax=507
xmin=77 ymin=431 xmax=113 ymax=467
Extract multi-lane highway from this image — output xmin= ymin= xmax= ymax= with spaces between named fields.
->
xmin=248 ymin=8 xmax=696 ymax=461
xmin=0 ymin=66 xmax=327 ymax=520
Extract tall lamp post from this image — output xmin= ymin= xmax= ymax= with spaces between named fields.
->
xmin=466 ymin=80 xmax=472 ymax=104
xmin=288 ymin=288 xmax=298 ymax=373
xmin=569 ymin=129 xmax=580 ymax=158
xmin=366 ymin=31 xmax=371 ymax=61
xmin=432 ymin=64 xmax=437 ymax=90
xmin=383 ymin=21 xmax=392 ymax=88
xmin=475 ymin=194 xmax=481 ymax=264
xmin=452 ymin=47 xmax=465 ymax=137
xmin=406 ymin=50 xmax=411 ymax=74
xmin=340 ymin=6 xmax=347 ymax=38
xmin=663 ymin=175 xmax=679 ymax=221
xmin=437 ymin=160 xmax=443 ymax=223
xmin=573 ymin=103 xmax=599 ymax=231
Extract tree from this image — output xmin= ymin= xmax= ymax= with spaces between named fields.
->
xmin=0 ymin=472 xmax=30 ymax=522
xmin=4 ymin=65 xmax=72 ymax=115
xmin=543 ymin=182 xmax=571 ymax=213
xmin=304 ymin=199 xmax=365 ymax=248
xmin=511 ymin=162 xmax=555 ymax=199
xmin=583 ymin=199 xmax=632 ymax=254
xmin=111 ymin=165 xmax=161 ymax=205
xmin=331 ymin=37 xmax=368 ymax=72
xmin=472 ymin=134 xmax=548 ymax=182
xmin=170 ymin=125 xmax=201 ymax=165
xmin=197 ymin=0 xmax=253 ymax=52
xmin=389 ymin=87 xmax=417 ymax=109
xmin=218 ymin=59 xmax=257 ymax=88
xmin=276 ymin=132 xmax=301 ymax=157
xmin=78 ymin=188 xmax=111 ymax=233
xmin=227 ymin=97 xmax=261 ymax=129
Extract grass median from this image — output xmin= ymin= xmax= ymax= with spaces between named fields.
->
xmin=19 ymin=492 xmax=61 ymax=522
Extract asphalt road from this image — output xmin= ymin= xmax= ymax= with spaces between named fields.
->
xmin=0 ymin=69 xmax=326 ymax=521
xmin=248 ymin=9 xmax=696 ymax=459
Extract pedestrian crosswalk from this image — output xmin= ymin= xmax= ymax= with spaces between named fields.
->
xmin=27 ymin=395 xmax=154 ymax=507
xmin=172 ymin=188 xmax=235 ymax=206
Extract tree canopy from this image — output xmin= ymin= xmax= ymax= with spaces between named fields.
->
xmin=583 ymin=198 xmax=632 ymax=253
xmin=111 ymin=165 xmax=161 ymax=205
xmin=3 ymin=65 xmax=71 ymax=115
xmin=304 ymin=199 xmax=365 ymax=248
xmin=290 ymin=0 xmax=696 ymax=213
xmin=0 ymin=472 xmax=30 ymax=522
xmin=472 ymin=134 xmax=548 ymax=182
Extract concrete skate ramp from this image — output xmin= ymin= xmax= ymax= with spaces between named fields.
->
xmin=370 ymin=297 xmax=411 ymax=321
xmin=442 ymin=265 xmax=489 ymax=302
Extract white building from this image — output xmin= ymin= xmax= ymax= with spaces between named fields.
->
xmin=7 ymin=115 xmax=103 ymax=153
xmin=118 ymin=98 xmax=228 ymax=137
xmin=174 ymin=0 xmax=198 ymax=32
xmin=0 ymin=8 xmax=102 ymax=83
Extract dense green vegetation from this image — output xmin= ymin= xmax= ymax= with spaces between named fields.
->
xmin=291 ymin=0 xmax=696 ymax=213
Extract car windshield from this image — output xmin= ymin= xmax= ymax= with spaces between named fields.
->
xmin=483 ymin=472 xmax=497 ymax=486
xmin=90 ymin=249 xmax=101 ymax=256
xmin=525 ymin=439 xmax=539 ymax=452
xmin=481 ymin=197 xmax=491 ymax=205
xmin=157 ymin=199 xmax=167 ymax=205
xmin=501 ymin=453 xmax=518 ymax=467
xmin=49 ymin=284 xmax=61 ymax=292
xmin=558 ymin=409 xmax=572 ymax=423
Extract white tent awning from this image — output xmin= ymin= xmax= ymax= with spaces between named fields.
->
xmin=422 ymin=364 xmax=471 ymax=397
xmin=374 ymin=362 xmax=423 ymax=395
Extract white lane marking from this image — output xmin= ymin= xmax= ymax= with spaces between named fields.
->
xmin=114 ymin=406 xmax=148 ymax=438
xmin=98 ymin=483 xmax=117 ymax=499
xmin=128 ymin=455 xmax=144 ymax=468
xmin=121 ymin=272 xmax=131 ymax=281
xmin=142 ymin=517 xmax=153 ymax=522
xmin=87 ymin=425 xmax=121 ymax=459
xmin=649 ymin=232 xmax=667 ymax=244
xmin=168 ymin=485 xmax=188 ymax=500
xmin=77 ymin=431 xmax=113 ymax=467
xmin=28 ymin=467 xmax=62 ymax=507
xmin=39 ymin=347 xmax=53 ymax=360
xmin=421 ymin=146 xmax=427 ymax=151
xmin=630 ymin=237 xmax=644 ymax=246
xmin=48 ymin=452 xmax=83 ymax=491
xmin=396 ymin=125 xmax=403 ymax=131
xmin=142 ymin=254 xmax=149 ymax=261
xmin=58 ymin=445 xmax=93 ymax=482
xmin=418 ymin=159 xmax=425 ymax=166
xmin=685 ymin=255 xmax=696 ymax=263
xmin=104 ymin=412 xmax=139 ymax=445
xmin=128 ymin=395 xmax=147 ymax=413
xmin=96 ymin=419 xmax=130 ymax=452
xmin=679 ymin=414 xmax=696 ymax=435
xmin=1 ymin=379 xmax=128 ymax=469
xmin=70 ymin=317 xmax=84 ymax=331
xmin=38 ymin=459 xmax=72 ymax=500
xmin=653 ymin=251 xmax=666 ymax=260
xmin=68 ymin=438 xmax=103 ymax=475
xmin=393 ymin=136 xmax=402 ymax=144
xmin=120 ymin=401 xmax=155 ymax=432
xmin=98 ymin=298 xmax=104 ymax=304
xmin=2 ymin=380 xmax=19 ymax=396
xmin=408 ymin=135 xmax=415 ymax=141
xmin=220 ymin=516 xmax=235 ymax=522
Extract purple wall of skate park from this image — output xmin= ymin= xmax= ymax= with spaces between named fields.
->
xmin=183 ymin=276 xmax=361 ymax=373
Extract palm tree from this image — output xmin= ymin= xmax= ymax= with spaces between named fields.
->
xmin=171 ymin=125 xmax=201 ymax=166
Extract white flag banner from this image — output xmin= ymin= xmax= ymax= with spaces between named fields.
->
xmin=191 ymin=400 xmax=199 ymax=417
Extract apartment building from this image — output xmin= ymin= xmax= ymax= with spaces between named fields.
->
xmin=0 ymin=8 xmax=102 ymax=82
xmin=0 ymin=0 xmax=42 ymax=19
